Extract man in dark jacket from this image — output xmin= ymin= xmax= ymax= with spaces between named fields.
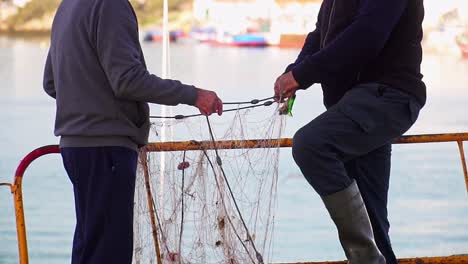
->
xmin=43 ymin=0 xmax=222 ymax=263
xmin=274 ymin=0 xmax=426 ymax=263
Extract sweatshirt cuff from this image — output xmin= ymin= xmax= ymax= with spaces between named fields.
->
xmin=180 ymin=85 xmax=198 ymax=106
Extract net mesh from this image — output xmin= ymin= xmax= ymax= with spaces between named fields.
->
xmin=133 ymin=105 xmax=286 ymax=264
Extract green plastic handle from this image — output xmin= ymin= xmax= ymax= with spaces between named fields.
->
xmin=287 ymin=95 xmax=296 ymax=116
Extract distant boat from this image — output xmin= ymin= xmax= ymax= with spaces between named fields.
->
xmin=189 ymin=27 xmax=217 ymax=43
xmin=143 ymin=30 xmax=186 ymax=43
xmin=209 ymin=33 xmax=269 ymax=47
xmin=277 ymin=34 xmax=307 ymax=48
xmin=230 ymin=34 xmax=268 ymax=47
xmin=456 ymin=31 xmax=468 ymax=57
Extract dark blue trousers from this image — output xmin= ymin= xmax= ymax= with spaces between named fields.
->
xmin=61 ymin=146 xmax=138 ymax=264
xmin=292 ymin=83 xmax=422 ymax=264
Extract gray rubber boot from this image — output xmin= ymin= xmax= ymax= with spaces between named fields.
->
xmin=322 ymin=180 xmax=386 ymax=264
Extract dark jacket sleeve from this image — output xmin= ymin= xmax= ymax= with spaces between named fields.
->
xmin=284 ymin=28 xmax=322 ymax=75
xmin=95 ymin=0 xmax=197 ymax=106
xmin=43 ymin=51 xmax=56 ymax=99
xmin=291 ymin=0 xmax=408 ymax=88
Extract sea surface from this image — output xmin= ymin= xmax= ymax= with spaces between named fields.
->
xmin=0 ymin=36 xmax=467 ymax=263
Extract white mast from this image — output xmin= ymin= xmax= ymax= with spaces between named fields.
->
xmin=160 ymin=0 xmax=171 ymax=211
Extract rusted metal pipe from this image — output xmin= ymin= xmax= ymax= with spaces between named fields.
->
xmin=6 ymin=133 xmax=468 ymax=263
xmin=144 ymin=138 xmax=291 ymax=152
xmin=276 ymin=255 xmax=468 ymax=264
xmin=457 ymin=141 xmax=468 ymax=193
xmin=396 ymin=133 xmax=468 ymax=144
xmin=143 ymin=133 xmax=468 ymax=152
xmin=143 ymin=133 xmax=468 ymax=195
xmin=140 ymin=151 xmax=163 ymax=264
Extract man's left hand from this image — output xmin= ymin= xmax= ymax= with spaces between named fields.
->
xmin=274 ymin=71 xmax=299 ymax=102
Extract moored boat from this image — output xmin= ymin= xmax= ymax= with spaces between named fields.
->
xmin=277 ymin=34 xmax=307 ymax=48
xmin=143 ymin=30 xmax=187 ymax=43
xmin=456 ymin=31 xmax=468 ymax=57
xmin=208 ymin=33 xmax=269 ymax=47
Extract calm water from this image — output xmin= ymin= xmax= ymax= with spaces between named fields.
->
xmin=0 ymin=36 xmax=467 ymax=263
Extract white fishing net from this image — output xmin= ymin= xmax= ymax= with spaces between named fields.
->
xmin=133 ymin=104 xmax=286 ymax=264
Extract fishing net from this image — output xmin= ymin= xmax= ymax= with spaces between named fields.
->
xmin=133 ymin=102 xmax=286 ymax=264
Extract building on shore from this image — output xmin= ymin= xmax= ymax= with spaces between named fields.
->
xmin=0 ymin=1 xmax=18 ymax=22
xmin=423 ymin=0 xmax=468 ymax=55
xmin=192 ymin=0 xmax=320 ymax=46
xmin=0 ymin=0 xmax=33 ymax=26
xmin=12 ymin=0 xmax=31 ymax=7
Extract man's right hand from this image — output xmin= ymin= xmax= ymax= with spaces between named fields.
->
xmin=194 ymin=88 xmax=223 ymax=116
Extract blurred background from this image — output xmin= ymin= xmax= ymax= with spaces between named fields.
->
xmin=1 ymin=0 xmax=468 ymax=52
xmin=1 ymin=0 xmax=468 ymax=263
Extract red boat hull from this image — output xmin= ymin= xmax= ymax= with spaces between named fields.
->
xmin=460 ymin=44 xmax=468 ymax=57
xmin=456 ymin=32 xmax=468 ymax=57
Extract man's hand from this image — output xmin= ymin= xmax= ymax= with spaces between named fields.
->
xmin=274 ymin=71 xmax=299 ymax=102
xmin=194 ymin=88 xmax=223 ymax=116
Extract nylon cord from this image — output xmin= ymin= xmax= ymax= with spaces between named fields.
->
xmin=151 ymin=195 xmax=172 ymax=255
xmin=222 ymin=96 xmax=275 ymax=105
xmin=150 ymin=100 xmax=274 ymax=120
xmin=198 ymin=146 xmax=257 ymax=264
xmin=178 ymin=150 xmax=186 ymax=264
xmin=149 ymin=95 xmax=276 ymax=263
xmin=204 ymin=116 xmax=265 ymax=264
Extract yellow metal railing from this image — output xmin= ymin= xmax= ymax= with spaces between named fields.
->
xmin=1 ymin=133 xmax=468 ymax=264
xmin=143 ymin=133 xmax=468 ymax=193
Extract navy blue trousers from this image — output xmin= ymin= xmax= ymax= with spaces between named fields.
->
xmin=61 ymin=146 xmax=138 ymax=264
xmin=292 ymin=84 xmax=422 ymax=264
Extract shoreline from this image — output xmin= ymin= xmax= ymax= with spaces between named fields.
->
xmin=0 ymin=29 xmax=50 ymax=36
xmin=0 ymin=29 xmax=50 ymax=42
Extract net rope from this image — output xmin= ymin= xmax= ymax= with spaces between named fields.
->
xmin=134 ymin=101 xmax=286 ymax=264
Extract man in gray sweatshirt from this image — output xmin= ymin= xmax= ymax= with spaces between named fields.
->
xmin=43 ymin=0 xmax=222 ymax=263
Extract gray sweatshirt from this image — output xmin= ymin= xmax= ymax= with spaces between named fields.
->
xmin=43 ymin=0 xmax=197 ymax=151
